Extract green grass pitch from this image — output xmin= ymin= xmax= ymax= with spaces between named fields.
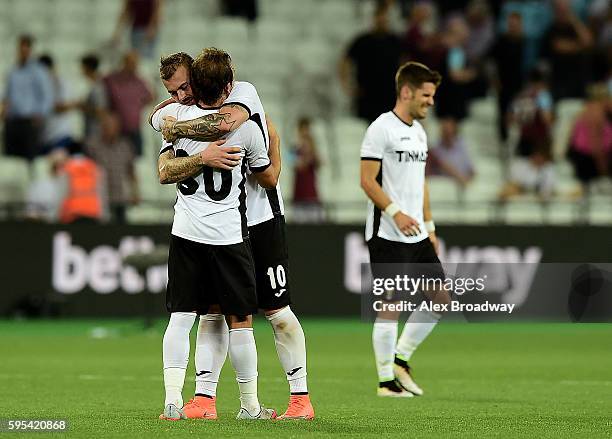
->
xmin=1 ymin=319 xmax=611 ymax=438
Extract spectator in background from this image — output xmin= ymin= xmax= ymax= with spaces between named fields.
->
xmin=465 ymin=0 xmax=495 ymax=65
xmin=221 ymin=0 xmax=258 ymax=23
xmin=401 ymin=2 xmax=436 ymax=62
xmin=589 ymin=4 xmax=611 ymax=83
xmin=340 ymin=4 xmax=402 ymax=122
xmin=80 ymin=54 xmax=108 ymax=141
xmin=59 ymin=140 xmax=106 ymax=224
xmin=489 ymin=11 xmax=526 ymax=143
xmin=427 ymin=118 xmax=474 ymax=187
xmin=292 ymin=117 xmax=324 ymax=223
xmin=104 ymin=51 xmax=153 ymax=156
xmin=112 ymin=0 xmax=163 ymax=59
xmin=86 ymin=112 xmax=139 ymax=224
xmin=511 ymin=69 xmax=554 ymax=158
xmin=541 ymin=0 xmax=593 ymax=101
xmin=498 ymin=144 xmax=556 ymax=201
xmin=435 ymin=15 xmax=477 ymax=122
xmin=567 ymin=83 xmax=612 ymax=190
xmin=1 ymin=35 xmax=53 ymax=162
xmin=465 ymin=0 xmax=495 ymax=58
xmin=437 ymin=0 xmax=471 ymax=20
xmin=464 ymin=0 xmax=494 ymax=99
xmin=25 ymin=149 xmax=68 ymax=222
xmin=498 ymin=1 xmax=553 ymax=74
xmin=39 ymin=54 xmax=77 ymax=153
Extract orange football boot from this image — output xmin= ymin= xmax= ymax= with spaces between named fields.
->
xmin=182 ymin=396 xmax=218 ymax=420
xmin=278 ymin=394 xmax=315 ymax=420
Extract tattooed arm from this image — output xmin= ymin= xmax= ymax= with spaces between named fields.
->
xmin=158 ymin=139 xmax=242 ymax=184
xmin=158 ymin=149 xmax=203 ymax=184
xmin=161 ymin=103 xmax=249 ymax=143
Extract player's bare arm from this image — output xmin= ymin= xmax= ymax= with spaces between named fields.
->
xmin=266 ymin=115 xmax=282 ymax=181
xmin=158 ymin=149 xmax=202 ymax=184
xmin=360 ymin=159 xmax=421 ymax=236
xmin=423 ymin=180 xmax=438 ymax=253
xmin=251 ymin=163 xmax=278 ymax=189
xmin=158 ymin=140 xmax=242 ymax=184
xmin=161 ymin=103 xmax=249 ymax=143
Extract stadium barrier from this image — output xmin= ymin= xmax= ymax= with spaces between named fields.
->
xmin=1 ymin=222 xmax=610 ymax=320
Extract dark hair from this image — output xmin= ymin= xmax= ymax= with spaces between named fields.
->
xmin=67 ymin=140 xmax=84 ymax=156
xmin=190 ymin=48 xmax=234 ymax=106
xmin=39 ymin=54 xmax=53 ymax=69
xmin=395 ymin=61 xmax=442 ymax=96
xmin=160 ymin=52 xmax=194 ymax=80
xmin=81 ymin=54 xmax=100 ymax=72
xmin=19 ymin=34 xmax=34 ymax=47
xmin=297 ymin=116 xmax=311 ymax=129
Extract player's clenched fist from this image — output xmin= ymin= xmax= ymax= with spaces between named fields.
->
xmin=161 ymin=115 xmax=179 ymax=142
xmin=393 ymin=212 xmax=421 ymax=236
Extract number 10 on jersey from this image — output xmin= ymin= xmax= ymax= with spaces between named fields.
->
xmin=266 ymin=265 xmax=287 ymax=297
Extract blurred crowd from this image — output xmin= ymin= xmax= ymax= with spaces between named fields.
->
xmin=0 ymin=0 xmax=162 ymax=224
xmin=341 ymin=0 xmax=611 ymax=201
xmin=1 ymin=0 xmax=611 ymax=225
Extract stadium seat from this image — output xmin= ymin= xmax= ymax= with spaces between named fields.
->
xmin=552 ymin=99 xmax=583 ymax=160
xmin=0 ymin=158 xmax=30 ymax=203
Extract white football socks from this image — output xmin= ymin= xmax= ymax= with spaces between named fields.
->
xmin=396 ymin=309 xmax=441 ymax=361
xmin=266 ymin=307 xmax=308 ymax=394
xmin=162 ymin=312 xmax=197 ymax=407
xmin=372 ymin=317 xmax=398 ymax=382
xmin=228 ymin=328 xmax=260 ymax=414
xmin=194 ymin=314 xmax=229 ymax=397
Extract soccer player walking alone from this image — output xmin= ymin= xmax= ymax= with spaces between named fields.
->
xmin=360 ymin=62 xmax=450 ymax=397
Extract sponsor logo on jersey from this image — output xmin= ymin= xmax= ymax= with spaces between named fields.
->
xmin=395 ymin=150 xmax=428 ymax=162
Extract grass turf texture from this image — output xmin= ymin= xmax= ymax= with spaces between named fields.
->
xmin=1 ymin=319 xmax=611 ymax=438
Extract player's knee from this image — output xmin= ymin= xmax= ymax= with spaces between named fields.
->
xmin=431 ymin=289 xmax=451 ymax=309
xmin=227 ymin=314 xmax=253 ymax=329
xmin=264 ymin=306 xmax=288 ymax=317
xmin=208 ymin=303 xmax=222 ymax=314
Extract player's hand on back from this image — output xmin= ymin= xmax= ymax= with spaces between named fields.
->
xmin=199 ymin=139 xmax=243 ymax=170
xmin=393 ymin=212 xmax=421 ymax=237
xmin=161 ymin=116 xmax=179 ymax=142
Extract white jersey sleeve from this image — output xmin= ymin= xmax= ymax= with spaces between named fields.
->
xmin=241 ymin=121 xmax=270 ymax=172
xmin=151 ymin=102 xmax=181 ymax=132
xmin=360 ymin=121 xmax=387 ymax=160
xmin=225 ymin=82 xmax=260 ymax=118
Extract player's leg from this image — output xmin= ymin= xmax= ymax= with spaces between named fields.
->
xmin=394 ymin=240 xmax=449 ymax=395
xmin=264 ymin=306 xmax=314 ymax=419
xmin=368 ymin=237 xmax=413 ymax=397
xmin=182 ymin=304 xmax=228 ymax=420
xmin=160 ymin=235 xmax=203 ymax=420
xmin=213 ymin=240 xmax=276 ymax=420
xmin=161 ymin=311 xmax=197 ymax=419
xmin=249 ymin=216 xmax=314 ymax=419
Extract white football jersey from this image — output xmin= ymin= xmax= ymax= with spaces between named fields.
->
xmin=152 ymin=103 xmax=270 ymax=245
xmin=360 ymin=111 xmax=429 ymax=244
xmin=225 ymin=81 xmax=285 ymax=226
